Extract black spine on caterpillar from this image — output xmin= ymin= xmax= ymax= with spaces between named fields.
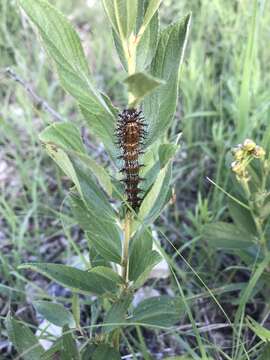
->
xmin=115 ymin=108 xmax=147 ymax=210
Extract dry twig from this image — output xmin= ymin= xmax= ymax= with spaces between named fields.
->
xmin=1 ymin=67 xmax=63 ymax=122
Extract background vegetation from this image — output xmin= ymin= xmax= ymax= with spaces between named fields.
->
xmin=1 ymin=0 xmax=270 ymax=358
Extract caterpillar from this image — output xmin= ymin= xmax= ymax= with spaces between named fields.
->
xmin=115 ymin=108 xmax=147 ymax=210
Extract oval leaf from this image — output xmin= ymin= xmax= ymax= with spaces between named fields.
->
xmin=70 ymin=194 xmax=122 ymax=264
xmin=138 ymin=163 xmax=172 ymax=227
xmin=102 ymin=0 xmax=138 ymax=40
xmin=124 ymin=72 xmax=164 ymax=107
xmin=34 ymin=301 xmax=75 ymax=328
xmin=20 ymin=0 xmax=117 ymax=156
xmin=5 ymin=313 xmax=44 ymax=360
xmin=129 ymin=296 xmax=185 ymax=328
xmin=203 ymin=222 xmax=256 ymax=249
xmin=143 ymin=13 xmax=192 ymax=146
xmin=19 ymin=263 xmax=123 ymax=296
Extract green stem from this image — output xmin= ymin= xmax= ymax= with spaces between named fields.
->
xmin=245 ymin=183 xmax=268 ymax=257
xmin=122 ymin=211 xmax=132 ymax=284
xmin=112 ymin=329 xmax=120 ymax=350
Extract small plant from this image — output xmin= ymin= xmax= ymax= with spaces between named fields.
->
xmin=6 ymin=0 xmax=191 ymax=358
xmin=203 ymin=138 xmax=270 ymax=358
xmin=204 ymin=138 xmax=270 ymax=260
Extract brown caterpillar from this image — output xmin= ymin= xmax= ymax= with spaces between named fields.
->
xmin=115 ymin=108 xmax=147 ymax=210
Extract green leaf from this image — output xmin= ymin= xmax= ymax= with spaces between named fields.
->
xmin=258 ymin=202 xmax=270 ymax=220
xmin=40 ymin=122 xmax=113 ymax=197
xmin=103 ymin=294 xmax=132 ymax=333
xmin=246 ymin=316 xmax=270 ymax=342
xmin=203 ymin=222 xmax=255 ymax=249
xmin=41 ymin=339 xmax=62 ymax=360
xmin=40 ymin=122 xmax=85 ymax=153
xmin=5 ymin=313 xmax=44 ymax=360
xmin=33 ymin=301 xmax=75 ymax=328
xmin=158 ymin=143 xmax=179 ymax=168
xmin=129 ymin=228 xmax=153 ymax=262
xmin=61 ymin=325 xmax=80 ymax=360
xmin=228 ymin=198 xmax=257 ymax=235
xmin=102 ymin=0 xmax=138 ymax=40
xmin=138 ymin=163 xmax=172 ymax=227
xmin=136 ymin=0 xmax=159 ymax=71
xmin=72 ymin=294 xmax=80 ymax=329
xmin=79 ymin=105 xmax=117 ymax=158
xmin=133 ymin=250 xmax=162 ymax=288
xmin=141 ymin=0 xmax=162 ymax=32
xmin=80 ymin=344 xmax=98 ymax=360
xmin=143 ymin=13 xmax=191 ymax=146
xmin=19 ymin=263 xmax=123 ymax=296
xmin=43 ymin=143 xmax=115 ymax=222
xmin=129 ymin=228 xmax=162 ymax=286
xmin=20 ymin=0 xmax=117 ymax=156
xmin=19 ymin=0 xmax=90 ymax=75
xmin=71 ymin=152 xmax=113 ymax=197
xmin=70 ymin=155 xmax=115 ymax=220
xmin=70 ymin=194 xmax=122 ymax=264
xmin=129 ymin=296 xmax=185 ymax=327
xmin=124 ymin=72 xmax=164 ymax=107
xmin=92 ymin=344 xmax=121 ymax=360
xmin=112 ymin=0 xmax=159 ymax=72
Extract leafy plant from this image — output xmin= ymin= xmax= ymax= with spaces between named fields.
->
xmin=6 ymin=0 xmax=191 ymax=358
xmin=204 ymin=138 xmax=270 ymax=264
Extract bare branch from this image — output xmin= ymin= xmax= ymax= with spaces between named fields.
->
xmin=1 ymin=67 xmax=64 ymax=122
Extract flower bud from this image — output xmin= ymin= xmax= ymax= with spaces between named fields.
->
xmin=253 ymin=145 xmax=266 ymax=159
xmin=234 ymin=148 xmax=245 ymax=161
xmin=231 ymin=161 xmax=243 ymax=174
xmin=243 ymin=139 xmax=256 ymax=152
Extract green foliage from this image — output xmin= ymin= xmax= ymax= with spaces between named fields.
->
xmin=6 ymin=313 xmax=45 ymax=360
xmin=19 ymin=263 xmax=123 ymax=296
xmin=103 ymin=293 xmax=133 ymax=333
xmin=61 ymin=325 xmax=80 ymax=360
xmin=129 ymin=296 xmax=185 ymax=327
xmin=135 ymin=0 xmax=159 ymax=71
xmin=138 ymin=163 xmax=172 ymax=227
xmin=204 ymin=140 xmax=270 ymax=272
xmin=33 ymin=301 xmax=76 ymax=328
xmin=203 ymin=222 xmax=255 ymax=250
xmin=2 ymin=0 xmax=270 ymax=358
xmin=91 ymin=344 xmax=121 ymax=360
xmin=258 ymin=344 xmax=270 ymax=360
xmin=19 ymin=0 xmax=117 ymax=157
xmin=129 ymin=229 xmax=155 ymax=282
xmin=246 ymin=316 xmax=270 ymax=342
xmin=141 ymin=0 xmax=162 ymax=30
xmin=102 ymin=0 xmax=137 ymax=40
xmin=158 ymin=143 xmax=179 ymax=168
xmin=144 ymin=13 xmax=191 ymax=145
xmin=7 ymin=0 xmax=192 ymax=357
xmin=124 ymin=71 xmax=164 ymax=107
xmin=70 ymin=194 xmax=122 ymax=264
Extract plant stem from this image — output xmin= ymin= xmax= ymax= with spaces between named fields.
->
xmin=122 ymin=211 xmax=131 ymax=284
xmin=112 ymin=329 xmax=120 ymax=350
xmin=126 ymin=35 xmax=137 ymax=106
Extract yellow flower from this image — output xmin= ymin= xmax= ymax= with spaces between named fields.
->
xmin=243 ymin=139 xmax=256 ymax=152
xmin=253 ymin=145 xmax=266 ymax=159
xmin=231 ymin=161 xmax=244 ymax=174
xmin=234 ymin=148 xmax=245 ymax=161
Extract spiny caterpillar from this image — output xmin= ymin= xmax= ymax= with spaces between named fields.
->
xmin=115 ymin=108 xmax=147 ymax=210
